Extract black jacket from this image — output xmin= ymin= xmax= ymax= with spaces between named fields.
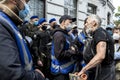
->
xmin=0 ymin=4 xmax=45 ymax=80
xmin=36 ymin=30 xmax=51 ymax=54
xmin=52 ymin=27 xmax=78 ymax=61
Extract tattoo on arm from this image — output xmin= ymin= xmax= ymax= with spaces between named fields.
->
xmin=101 ymin=42 xmax=106 ymax=48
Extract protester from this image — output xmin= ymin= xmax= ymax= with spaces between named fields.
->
xmin=0 ymin=0 xmax=45 ymax=80
xmin=77 ymin=15 xmax=115 ymax=80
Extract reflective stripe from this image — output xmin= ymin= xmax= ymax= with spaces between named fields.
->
xmin=51 ymin=55 xmax=75 ymax=73
xmin=78 ymin=33 xmax=85 ymax=43
xmin=51 ymin=55 xmax=56 ymax=60
xmin=25 ymin=60 xmax=33 ymax=70
xmin=51 ymin=33 xmax=76 ymax=74
xmin=51 ymin=55 xmax=75 ymax=69
xmin=51 ymin=63 xmax=60 ymax=70
xmin=60 ymin=60 xmax=75 ymax=69
xmin=13 ymin=23 xmax=33 ymax=70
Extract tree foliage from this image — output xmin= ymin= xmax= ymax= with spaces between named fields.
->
xmin=114 ymin=20 xmax=120 ymax=26
xmin=114 ymin=6 xmax=120 ymax=26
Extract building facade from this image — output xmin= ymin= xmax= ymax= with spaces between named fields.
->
xmin=28 ymin=0 xmax=115 ymax=29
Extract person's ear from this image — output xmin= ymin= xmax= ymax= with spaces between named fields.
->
xmin=93 ymin=20 xmax=97 ymax=27
xmin=63 ymin=20 xmax=66 ymax=24
xmin=61 ymin=20 xmax=65 ymax=26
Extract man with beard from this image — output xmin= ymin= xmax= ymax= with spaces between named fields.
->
xmin=0 ymin=0 xmax=45 ymax=80
xmin=77 ymin=15 xmax=115 ymax=80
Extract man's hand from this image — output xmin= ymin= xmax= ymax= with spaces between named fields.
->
xmin=37 ymin=60 xmax=43 ymax=67
xmin=71 ymin=46 xmax=75 ymax=51
xmin=70 ymin=44 xmax=79 ymax=54
xmin=78 ymin=67 xmax=86 ymax=76
xmin=74 ymin=71 xmax=88 ymax=80
xmin=78 ymin=70 xmax=84 ymax=76
xmin=35 ymin=69 xmax=45 ymax=78
xmin=68 ymin=29 xmax=73 ymax=35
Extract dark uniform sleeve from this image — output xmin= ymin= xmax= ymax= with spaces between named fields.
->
xmin=0 ymin=24 xmax=45 ymax=80
xmin=53 ymin=31 xmax=76 ymax=61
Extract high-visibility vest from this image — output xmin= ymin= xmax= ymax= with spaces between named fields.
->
xmin=0 ymin=12 xmax=33 ymax=70
xmin=78 ymin=32 xmax=87 ymax=51
xmin=51 ymin=33 xmax=75 ymax=74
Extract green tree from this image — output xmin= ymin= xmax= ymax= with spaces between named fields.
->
xmin=114 ymin=20 xmax=120 ymax=26
xmin=114 ymin=6 xmax=120 ymax=26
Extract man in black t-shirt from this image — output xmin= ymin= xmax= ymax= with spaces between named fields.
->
xmin=77 ymin=15 xmax=115 ymax=80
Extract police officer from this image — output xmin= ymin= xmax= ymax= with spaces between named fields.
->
xmin=35 ymin=18 xmax=51 ymax=79
xmin=48 ymin=18 xmax=59 ymax=36
xmin=0 ymin=0 xmax=44 ymax=79
xmin=30 ymin=16 xmax=39 ymax=26
xmin=25 ymin=16 xmax=39 ymax=37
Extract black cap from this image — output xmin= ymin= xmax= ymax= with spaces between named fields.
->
xmin=59 ymin=15 xmax=76 ymax=24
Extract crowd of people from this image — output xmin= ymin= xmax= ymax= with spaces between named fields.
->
xmin=0 ymin=0 xmax=119 ymax=80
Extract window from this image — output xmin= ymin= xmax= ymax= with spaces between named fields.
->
xmin=28 ymin=0 xmax=45 ymax=18
xmin=107 ymin=12 xmax=111 ymax=25
xmin=64 ymin=0 xmax=77 ymax=18
xmin=87 ymin=3 xmax=97 ymax=15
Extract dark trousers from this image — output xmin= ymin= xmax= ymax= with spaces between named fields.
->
xmin=52 ymin=74 xmax=69 ymax=80
xmin=87 ymin=63 xmax=115 ymax=80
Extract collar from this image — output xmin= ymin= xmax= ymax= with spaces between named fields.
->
xmin=92 ymin=27 xmax=101 ymax=35
xmin=0 ymin=4 xmax=23 ymax=25
xmin=53 ymin=27 xmax=68 ymax=35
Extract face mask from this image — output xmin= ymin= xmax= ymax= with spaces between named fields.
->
xmin=107 ymin=30 xmax=113 ymax=36
xmin=85 ymin=26 xmax=92 ymax=34
xmin=52 ymin=24 xmax=58 ymax=29
xmin=113 ymin=33 xmax=120 ymax=40
xmin=19 ymin=1 xmax=30 ymax=19
xmin=33 ymin=21 xmax=38 ymax=26
xmin=52 ymin=25 xmax=56 ymax=29
xmin=66 ymin=24 xmax=73 ymax=32
xmin=42 ymin=26 xmax=47 ymax=31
